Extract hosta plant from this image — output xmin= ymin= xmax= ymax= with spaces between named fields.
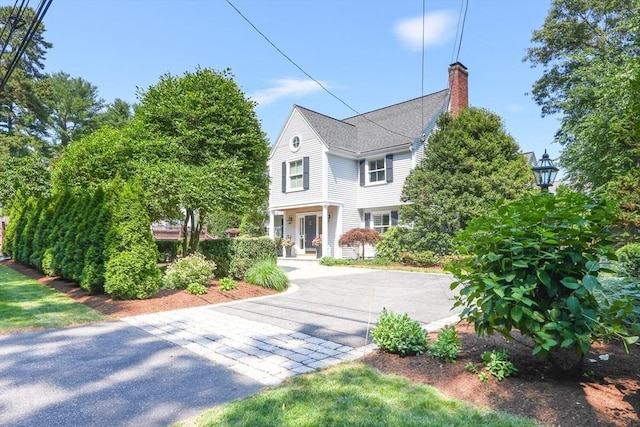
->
xmin=371 ymin=308 xmax=429 ymax=357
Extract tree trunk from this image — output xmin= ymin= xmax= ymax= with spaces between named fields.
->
xmin=181 ymin=209 xmax=191 ymax=256
xmin=549 ymin=345 xmax=584 ymax=373
xmin=188 ymin=211 xmax=201 ymax=254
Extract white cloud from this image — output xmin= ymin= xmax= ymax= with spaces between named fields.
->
xmin=394 ymin=11 xmax=456 ymax=51
xmin=250 ymin=78 xmax=324 ymax=106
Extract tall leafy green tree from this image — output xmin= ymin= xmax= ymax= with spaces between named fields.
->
xmin=40 ymin=71 xmax=104 ymax=148
xmin=98 ymin=98 xmax=133 ymax=129
xmin=0 ymin=6 xmax=51 ymax=142
xmin=525 ymin=0 xmax=640 ymax=196
xmin=400 ymin=108 xmax=533 ymax=254
xmin=135 ymin=67 xmax=270 ymax=252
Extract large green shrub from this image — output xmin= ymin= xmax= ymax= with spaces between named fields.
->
xmin=228 ymin=237 xmax=277 ymax=280
xmin=244 ymin=260 xmax=289 ymax=291
xmin=199 ymin=238 xmax=232 ymax=277
xmin=375 ymin=226 xmax=409 ymax=262
xmin=371 ymin=308 xmax=429 ymax=357
xmin=163 ymin=253 xmax=216 ymax=289
xmin=103 ymin=179 xmax=161 ymax=299
xmin=616 ymin=243 xmax=640 ymax=280
xmin=156 ymin=240 xmax=182 ymax=263
xmin=448 ymin=189 xmax=637 ymax=371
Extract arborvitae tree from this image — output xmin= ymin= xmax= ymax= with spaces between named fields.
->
xmin=44 ymin=189 xmax=72 ymax=276
xmin=103 ymin=178 xmax=160 ymax=299
xmin=17 ymin=197 xmax=42 ymax=265
xmin=81 ymin=185 xmax=111 ymax=293
xmin=30 ymin=196 xmax=56 ymax=269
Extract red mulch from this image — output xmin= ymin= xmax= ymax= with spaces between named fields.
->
xmin=1 ymin=260 xmax=278 ymax=318
xmin=3 ymin=260 xmax=639 ymax=426
xmin=362 ymin=324 xmax=640 ymax=427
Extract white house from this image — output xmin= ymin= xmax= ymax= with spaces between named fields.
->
xmin=268 ymin=62 xmax=469 ymax=258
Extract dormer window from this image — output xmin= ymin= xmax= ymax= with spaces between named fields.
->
xmin=290 ymin=135 xmax=301 ymax=152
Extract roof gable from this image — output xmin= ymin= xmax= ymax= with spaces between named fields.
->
xmin=295 ymin=89 xmax=449 ymax=154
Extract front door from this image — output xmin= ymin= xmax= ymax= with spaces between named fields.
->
xmin=304 ymin=215 xmax=317 ymax=250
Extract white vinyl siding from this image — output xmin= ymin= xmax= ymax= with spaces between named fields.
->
xmin=358 ymin=150 xmax=412 ymax=209
xmin=269 ymin=109 xmax=324 ymax=208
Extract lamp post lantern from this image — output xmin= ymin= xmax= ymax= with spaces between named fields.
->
xmin=532 ymin=149 xmax=559 ymax=191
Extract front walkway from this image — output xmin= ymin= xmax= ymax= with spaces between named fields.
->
xmin=122 ymin=260 xmax=459 ymax=386
xmin=122 ymin=299 xmax=373 ymax=386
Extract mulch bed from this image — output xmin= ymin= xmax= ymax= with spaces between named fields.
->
xmin=3 ymin=260 xmax=639 ymax=425
xmin=362 ymin=324 xmax=640 ymax=427
xmin=1 ymin=260 xmax=278 ymax=318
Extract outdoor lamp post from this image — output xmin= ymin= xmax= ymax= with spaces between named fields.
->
xmin=532 ymin=149 xmax=559 ymax=191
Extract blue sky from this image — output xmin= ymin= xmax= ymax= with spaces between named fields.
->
xmin=38 ymin=0 xmax=560 ymax=160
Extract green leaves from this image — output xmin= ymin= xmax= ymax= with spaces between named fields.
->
xmin=449 ymin=189 xmax=626 ymax=371
xmin=400 ymin=107 xmax=534 ymax=255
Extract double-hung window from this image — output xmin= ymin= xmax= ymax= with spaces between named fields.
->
xmin=372 ymin=213 xmax=391 ymax=233
xmin=368 ymin=159 xmax=385 ymax=183
xmin=289 ymin=159 xmax=303 ymax=190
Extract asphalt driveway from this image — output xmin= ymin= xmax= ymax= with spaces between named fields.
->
xmin=0 ymin=261 xmax=459 ymax=426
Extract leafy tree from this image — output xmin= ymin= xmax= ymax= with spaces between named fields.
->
xmin=0 ymin=6 xmax=51 ymax=143
xmin=97 ymin=98 xmax=133 ymax=129
xmin=40 ymin=71 xmax=104 ymax=148
xmin=338 ymin=228 xmax=380 ymax=259
xmin=448 ymin=189 xmax=638 ymax=372
xmin=525 ymin=0 xmax=640 ymax=224
xmin=400 ymin=108 xmax=533 ymax=255
xmin=0 ymin=152 xmax=50 ymax=210
xmin=135 ymin=67 xmax=270 ymax=252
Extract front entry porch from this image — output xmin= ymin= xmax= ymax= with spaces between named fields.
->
xmin=269 ymin=204 xmax=340 ymax=258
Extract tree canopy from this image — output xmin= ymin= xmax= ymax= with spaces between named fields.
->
xmin=525 ymin=0 xmax=640 ymax=241
xmin=400 ymin=108 xmax=533 ymax=254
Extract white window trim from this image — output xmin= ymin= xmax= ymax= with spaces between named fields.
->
xmin=366 ymin=158 xmax=386 ymax=186
xmin=371 ymin=211 xmax=391 ymax=234
xmin=288 ymin=159 xmax=304 ymax=192
xmin=289 ymin=135 xmax=301 ymax=152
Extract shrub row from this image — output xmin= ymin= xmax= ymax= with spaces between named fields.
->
xmin=196 ymin=237 xmax=277 ymax=280
xmin=4 ymin=179 xmax=161 ymax=299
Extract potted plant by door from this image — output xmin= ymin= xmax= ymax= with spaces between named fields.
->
xmin=282 ymin=236 xmax=294 ymax=257
xmin=312 ymin=235 xmax=322 ymax=258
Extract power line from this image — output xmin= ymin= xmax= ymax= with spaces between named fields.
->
xmin=0 ymin=0 xmax=53 ymax=91
xmin=451 ymin=0 xmax=469 ymax=64
xmin=225 ymin=0 xmax=415 ymax=141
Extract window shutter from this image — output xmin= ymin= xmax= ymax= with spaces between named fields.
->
xmin=281 ymin=162 xmax=286 ymax=193
xmin=359 ymin=159 xmax=365 ymax=186
xmin=391 ymin=210 xmax=398 ymax=226
xmin=386 ymin=154 xmax=393 ymax=183
xmin=364 ymin=212 xmax=371 ymax=228
xmin=303 ymin=156 xmax=310 ymax=190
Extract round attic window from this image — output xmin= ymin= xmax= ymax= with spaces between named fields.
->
xmin=290 ymin=136 xmax=301 ymax=152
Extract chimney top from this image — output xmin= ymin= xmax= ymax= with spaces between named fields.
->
xmin=448 ymin=62 xmax=469 ymax=117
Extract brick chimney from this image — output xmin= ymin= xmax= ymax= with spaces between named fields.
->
xmin=448 ymin=62 xmax=468 ymax=117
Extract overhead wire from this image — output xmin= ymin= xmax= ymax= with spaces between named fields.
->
xmin=451 ymin=0 xmax=469 ymax=64
xmin=225 ymin=0 xmax=415 ymax=141
xmin=0 ymin=0 xmax=53 ymax=91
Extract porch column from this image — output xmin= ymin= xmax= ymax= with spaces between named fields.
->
xmin=336 ymin=204 xmax=343 ymax=258
xmin=268 ymin=211 xmax=275 ymax=238
xmin=322 ymin=204 xmax=329 ymax=256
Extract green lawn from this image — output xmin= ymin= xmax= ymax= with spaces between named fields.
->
xmin=0 ymin=264 xmax=103 ymax=333
xmin=194 ymin=364 xmax=537 ymax=427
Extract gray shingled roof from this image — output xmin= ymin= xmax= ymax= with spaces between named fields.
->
xmin=296 ymin=89 xmax=449 ymax=154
